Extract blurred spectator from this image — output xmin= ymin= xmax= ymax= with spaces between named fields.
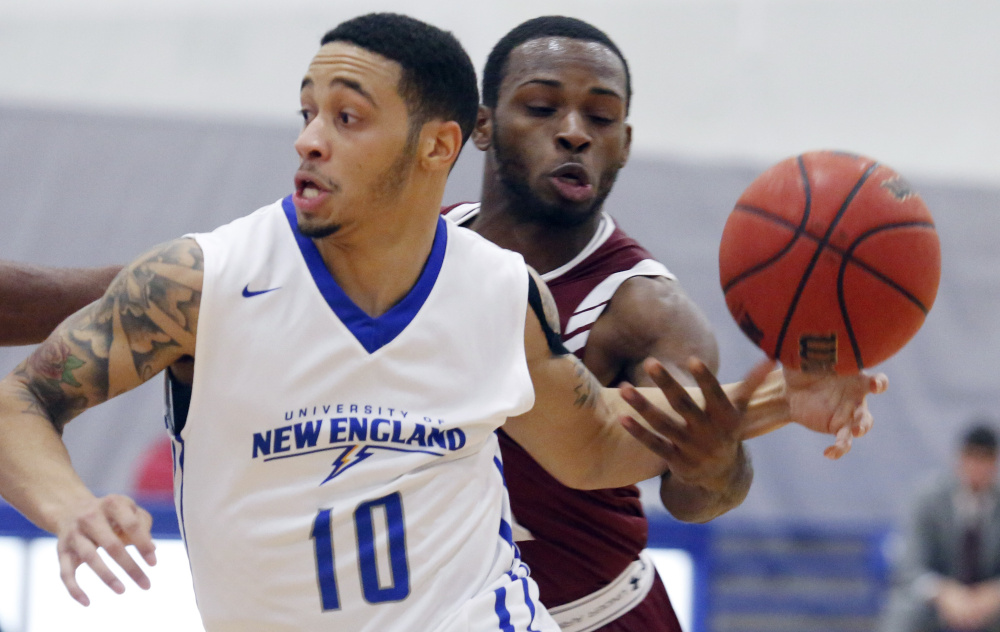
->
xmin=879 ymin=421 xmax=1000 ymax=632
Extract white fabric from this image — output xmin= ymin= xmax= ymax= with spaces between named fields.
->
xmin=563 ymin=260 xmax=675 ymax=354
xmin=179 ymin=199 xmax=555 ymax=632
xmin=548 ymin=550 xmax=658 ymax=632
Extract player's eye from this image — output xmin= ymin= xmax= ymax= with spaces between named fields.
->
xmin=526 ymin=105 xmax=556 ymax=117
xmin=299 ymin=109 xmax=315 ymax=126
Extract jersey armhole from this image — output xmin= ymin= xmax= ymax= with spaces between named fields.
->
xmin=165 ymin=369 xmax=193 ymax=435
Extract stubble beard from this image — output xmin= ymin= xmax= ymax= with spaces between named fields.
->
xmin=492 ymin=120 xmax=620 ymax=229
xmin=298 ymin=128 xmax=419 ymax=239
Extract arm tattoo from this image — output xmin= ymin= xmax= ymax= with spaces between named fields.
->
xmin=15 ymin=239 xmax=203 ymax=430
xmin=569 ymin=355 xmax=602 ymax=410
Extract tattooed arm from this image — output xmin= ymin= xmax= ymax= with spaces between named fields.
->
xmin=0 ymin=238 xmax=203 ymax=605
xmin=502 ymin=269 xmax=672 ymax=489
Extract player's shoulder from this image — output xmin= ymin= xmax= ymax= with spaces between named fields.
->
xmin=440 ymin=201 xmax=480 ymax=225
xmin=443 ymin=210 xmax=526 ymax=265
xmin=192 ymin=196 xmax=288 ymax=241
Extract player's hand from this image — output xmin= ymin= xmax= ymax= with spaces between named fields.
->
xmin=54 ymin=494 xmax=157 ymax=606
xmin=619 ymin=356 xmax=767 ymax=491
xmin=782 ymin=365 xmax=888 ymax=459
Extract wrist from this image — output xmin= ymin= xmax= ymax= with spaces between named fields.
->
xmin=734 ymin=369 xmax=790 ymax=440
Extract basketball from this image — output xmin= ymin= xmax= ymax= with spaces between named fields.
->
xmin=719 ymin=150 xmax=941 ymax=374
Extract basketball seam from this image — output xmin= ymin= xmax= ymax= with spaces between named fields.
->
xmin=837 ymin=220 xmax=936 ymax=368
xmin=721 ymin=204 xmax=808 ymax=293
xmin=725 ymin=209 xmax=935 ymax=308
xmin=773 ymin=158 xmax=879 ymax=368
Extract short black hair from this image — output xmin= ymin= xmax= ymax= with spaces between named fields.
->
xmin=482 ymin=16 xmax=632 ymax=114
xmin=321 ymin=13 xmax=479 ymax=144
xmin=963 ymin=421 xmax=999 ymax=453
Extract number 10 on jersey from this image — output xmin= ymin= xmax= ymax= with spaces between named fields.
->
xmin=311 ymin=492 xmax=411 ymax=610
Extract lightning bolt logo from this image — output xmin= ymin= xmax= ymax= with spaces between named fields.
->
xmin=321 ymin=445 xmax=374 ymax=484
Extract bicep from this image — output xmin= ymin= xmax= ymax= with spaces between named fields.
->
xmin=588 ymin=276 xmax=718 ymax=387
xmin=7 ymin=239 xmax=203 ymax=429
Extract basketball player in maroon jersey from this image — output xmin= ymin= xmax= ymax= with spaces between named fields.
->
xmin=444 ymin=16 xmax=748 ymax=631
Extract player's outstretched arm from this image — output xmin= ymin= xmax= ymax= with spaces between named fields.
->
xmin=502 ymin=303 xmax=672 ymax=489
xmin=619 ymin=360 xmax=889 ymax=460
xmin=587 ymin=275 xmax=752 ymax=522
xmin=0 ymin=238 xmax=203 ymax=605
xmin=0 ymin=260 xmax=122 ymax=346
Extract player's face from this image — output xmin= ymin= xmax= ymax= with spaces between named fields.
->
xmin=484 ymin=37 xmax=631 ymax=227
xmin=293 ymin=42 xmax=417 ymax=238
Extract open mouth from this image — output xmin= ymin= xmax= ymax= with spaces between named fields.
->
xmin=295 ymin=174 xmax=325 ymax=199
xmin=550 ymin=163 xmax=591 ymax=188
xmin=548 ymin=163 xmax=594 ymax=202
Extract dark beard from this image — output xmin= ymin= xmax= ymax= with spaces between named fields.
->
xmin=492 ymin=124 xmax=619 ymax=229
xmin=298 ymin=221 xmax=341 ymax=239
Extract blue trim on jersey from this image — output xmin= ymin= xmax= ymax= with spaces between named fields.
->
xmin=174 ymin=434 xmax=192 ymax=557
xmin=519 ymin=577 xmax=541 ymax=632
xmin=499 ymin=518 xmax=514 ymax=546
xmin=494 ymin=586 xmax=515 ymax=632
xmin=281 ymin=195 xmax=448 ymax=353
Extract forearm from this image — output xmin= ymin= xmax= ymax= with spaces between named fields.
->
xmin=658 ymin=442 xmax=753 ymax=522
xmin=0 ymin=376 xmax=97 ymax=533
xmin=0 ymin=262 xmax=121 ymax=346
xmin=616 ymin=368 xmax=790 ymax=441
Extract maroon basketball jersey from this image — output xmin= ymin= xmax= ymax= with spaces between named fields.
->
xmin=444 ymin=203 xmax=683 ymax=631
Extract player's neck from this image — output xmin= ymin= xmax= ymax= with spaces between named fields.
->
xmin=312 ymin=195 xmax=441 ymax=318
xmin=476 ymin=179 xmax=603 ymax=275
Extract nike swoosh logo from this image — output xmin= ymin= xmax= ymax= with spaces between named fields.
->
xmin=242 ymin=284 xmax=281 ymax=298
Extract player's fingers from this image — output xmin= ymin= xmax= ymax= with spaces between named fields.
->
xmin=824 ymin=425 xmax=853 ymax=460
xmin=852 ymin=404 xmax=874 ymax=438
xmin=686 ymin=357 xmax=730 ymax=416
xmin=82 ymin=509 xmax=151 ymax=591
xmin=620 ymin=416 xmax=678 ymax=463
xmin=57 ymin=538 xmax=94 ymax=606
xmin=59 ymin=531 xmax=125 ymax=601
xmin=868 ymin=372 xmax=889 ymax=395
xmin=642 ymin=358 xmax=704 ymax=423
xmin=619 ymin=383 xmax=687 ymax=442
xmin=107 ymin=498 xmax=157 ymax=567
xmin=728 ymin=358 xmax=777 ymax=412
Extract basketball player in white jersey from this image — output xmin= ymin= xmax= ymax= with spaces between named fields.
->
xmin=0 ymin=12 xmax=885 ymax=632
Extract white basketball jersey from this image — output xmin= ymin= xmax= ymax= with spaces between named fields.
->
xmin=178 ymin=197 xmax=557 ymax=632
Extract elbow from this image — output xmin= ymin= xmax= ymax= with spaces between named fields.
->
xmin=663 ymin=490 xmax=747 ymax=524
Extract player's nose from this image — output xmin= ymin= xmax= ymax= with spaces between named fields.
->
xmin=294 ymin=117 xmax=330 ymax=161
xmin=555 ymin=112 xmax=591 ymax=152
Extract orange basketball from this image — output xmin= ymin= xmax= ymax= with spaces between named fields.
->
xmin=719 ymin=150 xmax=941 ymax=374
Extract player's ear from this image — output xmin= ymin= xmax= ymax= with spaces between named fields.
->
xmin=419 ymin=120 xmax=463 ymax=172
xmin=619 ymin=122 xmax=632 ymax=169
xmin=472 ymin=105 xmax=493 ymax=151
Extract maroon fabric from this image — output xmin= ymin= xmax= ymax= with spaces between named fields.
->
xmin=545 ymin=226 xmax=656 ymax=357
xmin=445 ymin=204 xmax=682 ymax=629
